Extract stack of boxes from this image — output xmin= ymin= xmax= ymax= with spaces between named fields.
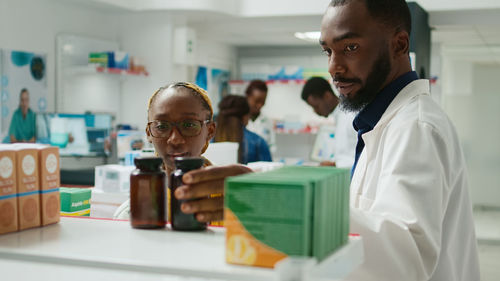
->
xmin=89 ymin=51 xmax=129 ymax=70
xmin=0 ymin=144 xmax=60 ymax=235
xmin=224 ymin=166 xmax=350 ymax=268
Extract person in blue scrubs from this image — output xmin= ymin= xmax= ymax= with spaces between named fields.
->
xmin=8 ymin=88 xmax=36 ymax=143
xmin=214 ymin=95 xmax=272 ymax=164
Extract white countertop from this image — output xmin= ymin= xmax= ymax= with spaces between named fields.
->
xmin=0 ymin=217 xmax=363 ymax=281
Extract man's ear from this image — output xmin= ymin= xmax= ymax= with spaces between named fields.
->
xmin=392 ymin=30 xmax=410 ymax=59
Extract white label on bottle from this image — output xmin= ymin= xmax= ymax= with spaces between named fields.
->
xmin=0 ymin=157 xmax=13 ymax=179
xmin=22 ymin=155 xmax=36 ymax=176
xmin=46 ymin=153 xmax=58 ymax=174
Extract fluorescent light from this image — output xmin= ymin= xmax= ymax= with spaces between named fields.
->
xmin=294 ymin=31 xmax=321 ymax=42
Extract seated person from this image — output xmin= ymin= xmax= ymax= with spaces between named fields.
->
xmin=213 ymin=95 xmax=272 ymax=164
xmin=114 ymin=82 xmax=216 ymax=219
xmin=8 ymin=88 xmax=36 ymax=143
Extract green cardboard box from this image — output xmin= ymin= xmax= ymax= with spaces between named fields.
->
xmin=60 ymin=187 xmax=91 ymax=216
xmin=225 ymin=166 xmax=350 ymax=267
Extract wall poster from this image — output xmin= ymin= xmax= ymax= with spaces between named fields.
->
xmin=0 ymin=49 xmax=48 ymax=143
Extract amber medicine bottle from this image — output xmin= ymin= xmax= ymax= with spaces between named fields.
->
xmin=170 ymin=157 xmax=206 ymax=231
xmin=130 ymin=156 xmax=166 ymax=229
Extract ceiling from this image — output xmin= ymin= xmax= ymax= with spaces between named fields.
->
xmin=60 ymin=0 xmax=500 ymax=50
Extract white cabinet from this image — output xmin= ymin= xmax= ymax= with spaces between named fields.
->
xmin=55 ymin=34 xmax=147 ymax=121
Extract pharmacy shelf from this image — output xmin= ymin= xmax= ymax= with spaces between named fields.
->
xmin=0 ymin=217 xmax=363 ymax=281
xmin=229 ymin=79 xmax=306 ymax=85
xmin=64 ymin=65 xmax=149 ymax=77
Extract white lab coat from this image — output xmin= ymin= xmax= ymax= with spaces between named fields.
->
xmin=330 ymin=107 xmax=357 ymax=169
xmin=346 ymin=80 xmax=480 ymax=281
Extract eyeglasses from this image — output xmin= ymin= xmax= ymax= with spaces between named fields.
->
xmin=147 ymin=119 xmax=211 ymax=138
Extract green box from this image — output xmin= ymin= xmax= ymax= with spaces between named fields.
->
xmin=225 ymin=166 xmax=350 ymax=262
xmin=88 ymin=52 xmax=108 ymax=67
xmin=60 ymin=187 xmax=91 ymax=216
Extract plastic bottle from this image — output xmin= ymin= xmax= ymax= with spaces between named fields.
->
xmin=170 ymin=157 xmax=207 ymax=231
xmin=130 ymin=156 xmax=166 ymax=229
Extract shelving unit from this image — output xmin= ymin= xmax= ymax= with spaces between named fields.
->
xmin=64 ymin=65 xmax=148 ymax=78
xmin=229 ymin=79 xmax=306 ymax=85
xmin=0 ymin=217 xmax=363 ymax=281
xmin=56 ymin=34 xmax=150 ymax=116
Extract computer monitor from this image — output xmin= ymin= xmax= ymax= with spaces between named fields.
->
xmin=36 ymin=112 xmax=113 ymax=156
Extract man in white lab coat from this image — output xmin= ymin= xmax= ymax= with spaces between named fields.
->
xmin=318 ymin=0 xmax=480 ymax=280
xmin=173 ymin=1 xmax=481 ymax=280
xmin=301 ymin=77 xmax=357 ymax=168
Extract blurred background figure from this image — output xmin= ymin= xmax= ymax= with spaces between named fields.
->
xmin=8 ymin=88 xmax=36 ymax=143
xmin=214 ymin=95 xmax=272 ymax=164
xmin=301 ymin=77 xmax=357 ymax=168
xmin=244 ymin=80 xmax=275 ymax=153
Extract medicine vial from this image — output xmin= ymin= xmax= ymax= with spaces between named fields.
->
xmin=170 ymin=157 xmax=207 ymax=231
xmin=130 ymin=156 xmax=166 ymax=229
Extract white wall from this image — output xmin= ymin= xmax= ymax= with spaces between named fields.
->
xmin=0 ymin=0 xmax=119 ymax=113
xmin=116 ymin=13 xmax=176 ymax=130
xmin=117 ymin=16 xmax=237 ymax=130
xmin=429 ymin=43 xmax=442 ymax=104
xmin=440 ymin=46 xmax=500 ymax=207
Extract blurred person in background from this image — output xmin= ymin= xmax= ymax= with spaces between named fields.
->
xmin=301 ymin=77 xmax=357 ymax=168
xmin=244 ymin=80 xmax=275 ymax=153
xmin=8 ymin=88 xmax=36 ymax=143
xmin=214 ymin=95 xmax=272 ymax=164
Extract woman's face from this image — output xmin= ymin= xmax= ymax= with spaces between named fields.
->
xmin=146 ymin=88 xmax=215 ymax=171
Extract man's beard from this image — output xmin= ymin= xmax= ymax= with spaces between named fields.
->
xmin=336 ymin=48 xmax=391 ymax=113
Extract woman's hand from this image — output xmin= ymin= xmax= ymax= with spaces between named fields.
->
xmin=174 ymin=164 xmax=252 ymax=222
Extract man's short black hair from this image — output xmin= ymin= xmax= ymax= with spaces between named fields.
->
xmin=245 ymin=80 xmax=268 ymax=97
xmin=301 ymin=77 xmax=334 ymax=101
xmin=19 ymin=88 xmax=29 ymax=98
xmin=330 ymin=0 xmax=411 ymax=36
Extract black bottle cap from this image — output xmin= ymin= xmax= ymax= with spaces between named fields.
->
xmin=134 ymin=156 xmax=163 ymax=171
xmin=174 ymin=157 xmax=204 ymax=171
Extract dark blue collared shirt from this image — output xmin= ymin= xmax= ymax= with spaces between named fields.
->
xmin=351 ymin=71 xmax=419 ymax=176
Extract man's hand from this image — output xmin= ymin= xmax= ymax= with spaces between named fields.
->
xmin=320 ymin=161 xmax=336 ymax=167
xmin=174 ymin=164 xmax=252 ymax=222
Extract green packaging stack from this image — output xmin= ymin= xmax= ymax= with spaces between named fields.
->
xmin=88 ymin=52 xmax=108 ymax=67
xmin=225 ymin=166 xmax=350 ymax=261
xmin=60 ymin=187 xmax=91 ymax=217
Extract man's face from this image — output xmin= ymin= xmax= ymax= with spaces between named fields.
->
xmin=246 ymin=89 xmax=267 ymax=118
xmin=306 ymin=93 xmax=334 ymax=117
xmin=320 ymin=1 xmax=393 ymax=112
xmin=20 ymin=91 xmax=29 ymax=114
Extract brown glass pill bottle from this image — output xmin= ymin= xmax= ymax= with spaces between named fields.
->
xmin=170 ymin=157 xmax=207 ymax=231
xmin=130 ymin=156 xmax=166 ymax=229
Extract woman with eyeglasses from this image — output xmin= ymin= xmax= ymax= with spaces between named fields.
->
xmin=115 ymin=82 xmax=251 ymax=223
xmin=146 ymin=82 xmax=216 ymax=170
